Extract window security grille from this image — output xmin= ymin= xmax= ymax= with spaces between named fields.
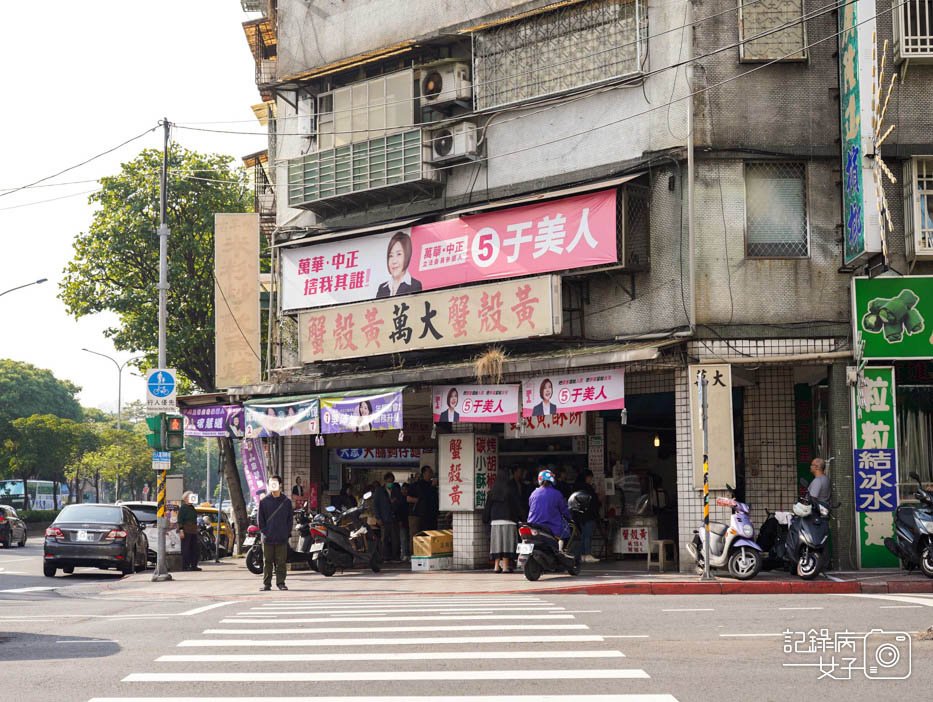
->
xmin=744 ymin=162 xmax=809 ymax=258
xmin=904 ymin=158 xmax=933 ymax=263
xmin=472 ymin=0 xmax=647 ymax=111
xmin=894 ymin=0 xmax=933 ymax=60
xmin=738 ymin=0 xmax=807 ymax=62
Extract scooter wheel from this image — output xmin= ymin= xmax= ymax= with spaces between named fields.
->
xmin=797 ymin=550 xmax=821 ymax=580
xmin=727 ymin=547 xmax=762 ymax=580
xmin=920 ymin=545 xmax=933 ymax=579
xmin=370 ymin=552 xmax=383 ymax=573
xmin=566 ymin=556 xmax=582 ymax=577
xmin=318 ymin=557 xmax=337 ymax=577
xmin=523 ymin=558 xmax=542 ymax=582
xmin=245 ymin=548 xmax=264 ymax=575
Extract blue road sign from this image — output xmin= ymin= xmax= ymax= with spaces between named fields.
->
xmin=148 ymin=370 xmax=176 ymax=398
xmin=153 ymin=451 xmax=171 ymax=462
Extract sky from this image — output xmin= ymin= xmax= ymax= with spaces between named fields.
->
xmin=0 ymin=1 xmax=264 ymax=413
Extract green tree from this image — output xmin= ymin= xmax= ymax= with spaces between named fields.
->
xmin=0 ymin=359 xmax=83 ymax=449
xmin=59 ymin=145 xmax=254 ymax=539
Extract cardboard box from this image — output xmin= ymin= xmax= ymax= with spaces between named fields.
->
xmin=412 ymin=529 xmax=453 ymax=557
xmin=411 ymin=555 xmax=452 ymax=572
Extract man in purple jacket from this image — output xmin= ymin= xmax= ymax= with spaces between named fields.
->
xmin=527 ymin=469 xmax=571 ymax=543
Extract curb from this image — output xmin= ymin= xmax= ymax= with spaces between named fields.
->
xmin=509 ymin=579 xmax=933 ymax=596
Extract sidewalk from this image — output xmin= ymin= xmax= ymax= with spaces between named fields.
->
xmin=58 ymin=557 xmax=933 ymax=602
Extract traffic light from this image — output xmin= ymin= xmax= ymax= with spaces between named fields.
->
xmin=146 ymin=413 xmax=165 ymax=451
xmin=165 ymin=414 xmax=185 ymax=451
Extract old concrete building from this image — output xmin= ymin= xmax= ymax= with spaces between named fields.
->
xmin=226 ymin=0 xmax=933 ymax=572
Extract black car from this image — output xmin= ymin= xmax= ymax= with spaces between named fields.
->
xmin=0 ymin=505 xmax=27 ymax=548
xmin=44 ymin=504 xmax=149 ymax=577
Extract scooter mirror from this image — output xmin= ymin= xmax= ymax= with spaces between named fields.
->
xmin=910 ymin=471 xmax=921 ymax=482
xmin=363 ymin=491 xmax=373 ymax=500
xmin=326 ymin=506 xmax=337 ymax=513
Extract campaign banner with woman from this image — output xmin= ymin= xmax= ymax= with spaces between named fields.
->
xmin=244 ymin=397 xmax=320 ymax=438
xmin=181 ymin=405 xmax=244 ymax=438
xmin=432 ymin=385 xmax=520 ymax=423
xmin=521 ymin=370 xmax=625 ymax=417
xmin=281 ymin=189 xmax=617 ymax=311
xmin=320 ymin=388 xmax=404 ymax=434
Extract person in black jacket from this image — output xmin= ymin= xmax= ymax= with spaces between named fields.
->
xmin=258 ymin=475 xmax=294 ymax=591
xmin=483 ymin=467 xmax=522 ymax=573
xmin=574 ymin=469 xmax=601 ymax=563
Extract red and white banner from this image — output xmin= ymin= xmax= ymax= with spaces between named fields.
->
xmin=521 ymin=370 xmax=625 ymax=418
xmin=281 ymin=189 xmax=617 ymax=311
xmin=432 ymin=385 xmax=521 ymax=424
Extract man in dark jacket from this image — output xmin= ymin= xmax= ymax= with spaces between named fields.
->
xmin=382 ymin=472 xmax=404 ymax=561
xmin=372 ymin=476 xmax=396 ymax=560
xmin=258 ymin=475 xmax=294 ymax=591
xmin=408 ymin=465 xmax=439 ymax=532
xmin=177 ymin=491 xmax=201 ymax=571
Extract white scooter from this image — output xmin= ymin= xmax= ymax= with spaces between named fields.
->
xmin=686 ymin=486 xmax=763 ymax=580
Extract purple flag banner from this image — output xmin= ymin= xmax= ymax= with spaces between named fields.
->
xmin=181 ymin=405 xmax=244 ymax=438
xmin=240 ymin=439 xmax=269 ymax=501
xmin=320 ymin=388 xmax=404 ymax=435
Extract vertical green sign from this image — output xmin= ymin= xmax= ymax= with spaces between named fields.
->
xmin=794 ymin=384 xmax=814 ymax=498
xmin=839 ymin=1 xmax=865 ymax=265
xmin=852 ymin=367 xmax=899 ymax=568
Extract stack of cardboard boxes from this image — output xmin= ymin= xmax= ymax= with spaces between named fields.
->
xmin=411 ymin=530 xmax=453 ymax=571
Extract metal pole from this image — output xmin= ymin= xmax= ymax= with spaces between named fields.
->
xmin=153 ymin=118 xmax=172 ymax=582
xmin=206 ymin=438 xmax=211 ymax=507
xmin=215 ymin=456 xmax=224 ymax=564
xmin=685 ymin=0 xmax=696 ymax=332
xmin=699 ymin=369 xmax=713 ymax=581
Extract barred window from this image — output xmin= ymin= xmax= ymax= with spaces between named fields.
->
xmin=739 ymin=0 xmax=807 ymax=62
xmin=745 ymin=162 xmax=809 ymax=258
xmin=473 ymin=0 xmax=647 ymax=111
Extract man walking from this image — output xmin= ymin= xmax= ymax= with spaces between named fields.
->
xmin=258 ymin=475 xmax=293 ymax=591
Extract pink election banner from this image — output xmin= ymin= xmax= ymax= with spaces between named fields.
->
xmin=280 ymin=189 xmax=617 ymax=311
xmin=522 ymin=370 xmax=625 ymax=418
xmin=433 ymin=385 xmax=521 ymax=424
xmin=413 ymin=189 xmax=617 ymax=289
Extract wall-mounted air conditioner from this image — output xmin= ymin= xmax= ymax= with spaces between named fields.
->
xmin=426 ymin=122 xmax=478 ymax=165
xmin=420 ymin=62 xmax=472 ymax=109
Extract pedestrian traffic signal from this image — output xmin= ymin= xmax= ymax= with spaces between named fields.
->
xmin=145 ymin=413 xmax=165 ymax=451
xmin=165 ymin=414 xmax=185 ymax=451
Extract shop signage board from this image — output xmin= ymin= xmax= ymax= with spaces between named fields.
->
xmin=181 ymin=405 xmax=244 ymax=438
xmin=794 ymin=385 xmax=815 ymax=499
xmin=617 ymin=527 xmax=652 ymax=554
xmin=851 ymin=366 xmax=899 ymax=568
xmin=521 ymin=370 xmax=625 ymax=417
xmin=504 ymin=412 xmax=586 ymax=438
xmin=474 ymin=436 xmax=498 ymax=510
xmin=299 ymin=275 xmax=561 ymax=363
xmin=244 ymin=397 xmax=320 ymax=438
xmin=240 ymin=438 xmax=269 ymax=500
xmin=438 ymin=435 xmax=498 ymax=512
xmin=332 ymin=448 xmax=434 ymax=464
xmin=281 ymin=189 xmax=616 ymax=312
xmin=689 ymin=364 xmax=736 ymax=490
xmin=432 ymin=385 xmax=520 ymax=424
xmin=852 ymin=276 xmax=933 ymax=359
xmin=320 ymin=388 xmax=404 ymax=435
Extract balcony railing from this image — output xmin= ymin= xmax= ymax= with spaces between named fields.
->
xmin=287 ymin=128 xmax=442 ymax=213
xmin=895 ymin=0 xmax=933 ymax=61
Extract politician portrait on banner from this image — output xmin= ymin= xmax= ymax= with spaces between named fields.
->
xmin=320 ymin=389 xmax=404 ymax=435
xmin=521 ymin=370 xmax=625 ymax=418
xmin=432 ymin=385 xmax=520 ymax=424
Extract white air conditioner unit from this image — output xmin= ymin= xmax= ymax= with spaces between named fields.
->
xmin=427 ymin=122 xmax=478 ymax=165
xmin=420 ymin=63 xmax=472 ymax=109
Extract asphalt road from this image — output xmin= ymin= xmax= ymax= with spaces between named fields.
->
xmin=0 ymin=546 xmax=931 ymax=702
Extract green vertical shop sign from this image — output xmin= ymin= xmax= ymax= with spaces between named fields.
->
xmin=794 ymin=384 xmax=814 ymax=498
xmin=853 ymin=276 xmax=933 ymax=359
xmin=852 ymin=367 xmax=899 ymax=568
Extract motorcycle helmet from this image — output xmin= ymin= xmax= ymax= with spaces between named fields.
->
xmin=537 ymin=469 xmax=555 ymax=486
xmin=792 ymin=500 xmax=812 ymax=518
xmin=568 ymin=490 xmax=592 ymax=514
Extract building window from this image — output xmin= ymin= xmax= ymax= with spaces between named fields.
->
xmin=744 ymin=162 xmax=809 ymax=258
xmin=895 ymin=0 xmax=933 ymax=60
xmin=317 ymin=70 xmax=414 ymax=151
xmin=472 ymin=0 xmax=647 ymax=111
xmin=739 ymin=0 xmax=807 ymax=62
xmin=904 ymin=157 xmax=933 ymax=262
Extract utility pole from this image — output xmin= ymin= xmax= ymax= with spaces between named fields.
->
xmin=698 ymin=369 xmax=713 ymax=581
xmin=153 ymin=118 xmax=173 ymax=583
xmin=685 ymin=0 xmax=696 ymax=332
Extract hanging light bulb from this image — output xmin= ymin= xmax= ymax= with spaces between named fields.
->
xmin=315 ymin=434 xmax=324 ymax=447
xmin=430 ymin=424 xmax=437 ymax=440
xmin=398 ymin=430 xmax=405 ymax=442
xmin=653 ymin=434 xmax=661 ymax=448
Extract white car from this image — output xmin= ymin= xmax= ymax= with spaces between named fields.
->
xmin=117 ymin=501 xmax=181 ymax=560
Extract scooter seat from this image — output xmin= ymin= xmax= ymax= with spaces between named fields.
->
xmin=526 ymin=522 xmax=557 ymax=538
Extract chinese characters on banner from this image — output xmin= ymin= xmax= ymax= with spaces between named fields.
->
xmin=688 ymin=364 xmax=736 ymax=490
xmin=244 ymin=397 xmax=320 ymax=438
xmin=281 ymin=189 xmax=616 ymax=312
xmin=333 ymin=448 xmax=434 ymax=464
xmin=299 ymin=276 xmax=561 ymax=363
xmin=439 ymin=435 xmax=475 ymax=512
xmin=181 ymin=405 xmax=244 ymax=438
xmin=474 ymin=436 xmax=498 ymax=510
xmin=617 ymin=527 xmax=651 ymax=554
xmin=852 ymin=366 xmax=899 ymax=568
xmin=432 ymin=385 xmax=520 ymax=424
xmin=521 ymin=370 xmax=625 ymax=417
xmin=240 ymin=439 xmax=269 ymax=500
xmin=320 ymin=388 xmax=403 ymax=435
xmin=505 ymin=412 xmax=586 ymax=438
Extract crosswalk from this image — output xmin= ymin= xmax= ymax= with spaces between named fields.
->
xmin=87 ymin=594 xmax=679 ymax=702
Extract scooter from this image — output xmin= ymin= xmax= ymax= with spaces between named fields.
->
xmin=686 ymin=485 xmax=762 ymax=580
xmin=516 ymin=519 xmax=581 ymax=581
xmin=311 ymin=491 xmax=383 ymax=576
xmin=785 ymin=493 xmax=832 ymax=580
xmin=885 ymin=471 xmax=933 ymax=578
xmin=244 ymin=507 xmax=316 ymax=575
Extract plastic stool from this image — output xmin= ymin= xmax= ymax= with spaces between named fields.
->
xmin=646 ymin=539 xmax=677 ymax=572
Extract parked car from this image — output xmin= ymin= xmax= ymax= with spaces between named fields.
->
xmin=0 ymin=504 xmax=27 ymax=548
xmin=117 ymin=500 xmax=160 ymax=563
xmin=43 ymin=503 xmax=149 ymax=577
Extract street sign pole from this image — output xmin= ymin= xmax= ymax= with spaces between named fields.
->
xmin=698 ymin=369 xmax=713 ymax=581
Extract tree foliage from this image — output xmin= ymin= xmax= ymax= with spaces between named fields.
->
xmin=59 ymin=146 xmax=251 ymax=391
xmin=0 ymin=360 xmax=82 ymax=447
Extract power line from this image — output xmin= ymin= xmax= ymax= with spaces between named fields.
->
xmin=0 ymin=178 xmax=101 ymax=193
xmin=0 ymin=188 xmax=101 ymax=212
xmin=0 ymin=125 xmax=158 ymax=200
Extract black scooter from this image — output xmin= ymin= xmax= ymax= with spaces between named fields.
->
xmin=885 ymin=471 xmax=933 ymax=578
xmin=516 ymin=496 xmax=585 ymax=581
xmin=311 ymin=491 xmax=383 ymax=576
xmin=785 ymin=494 xmax=833 ymax=580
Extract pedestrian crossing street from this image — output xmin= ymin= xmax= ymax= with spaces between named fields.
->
xmin=88 ymin=595 xmax=679 ymax=702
